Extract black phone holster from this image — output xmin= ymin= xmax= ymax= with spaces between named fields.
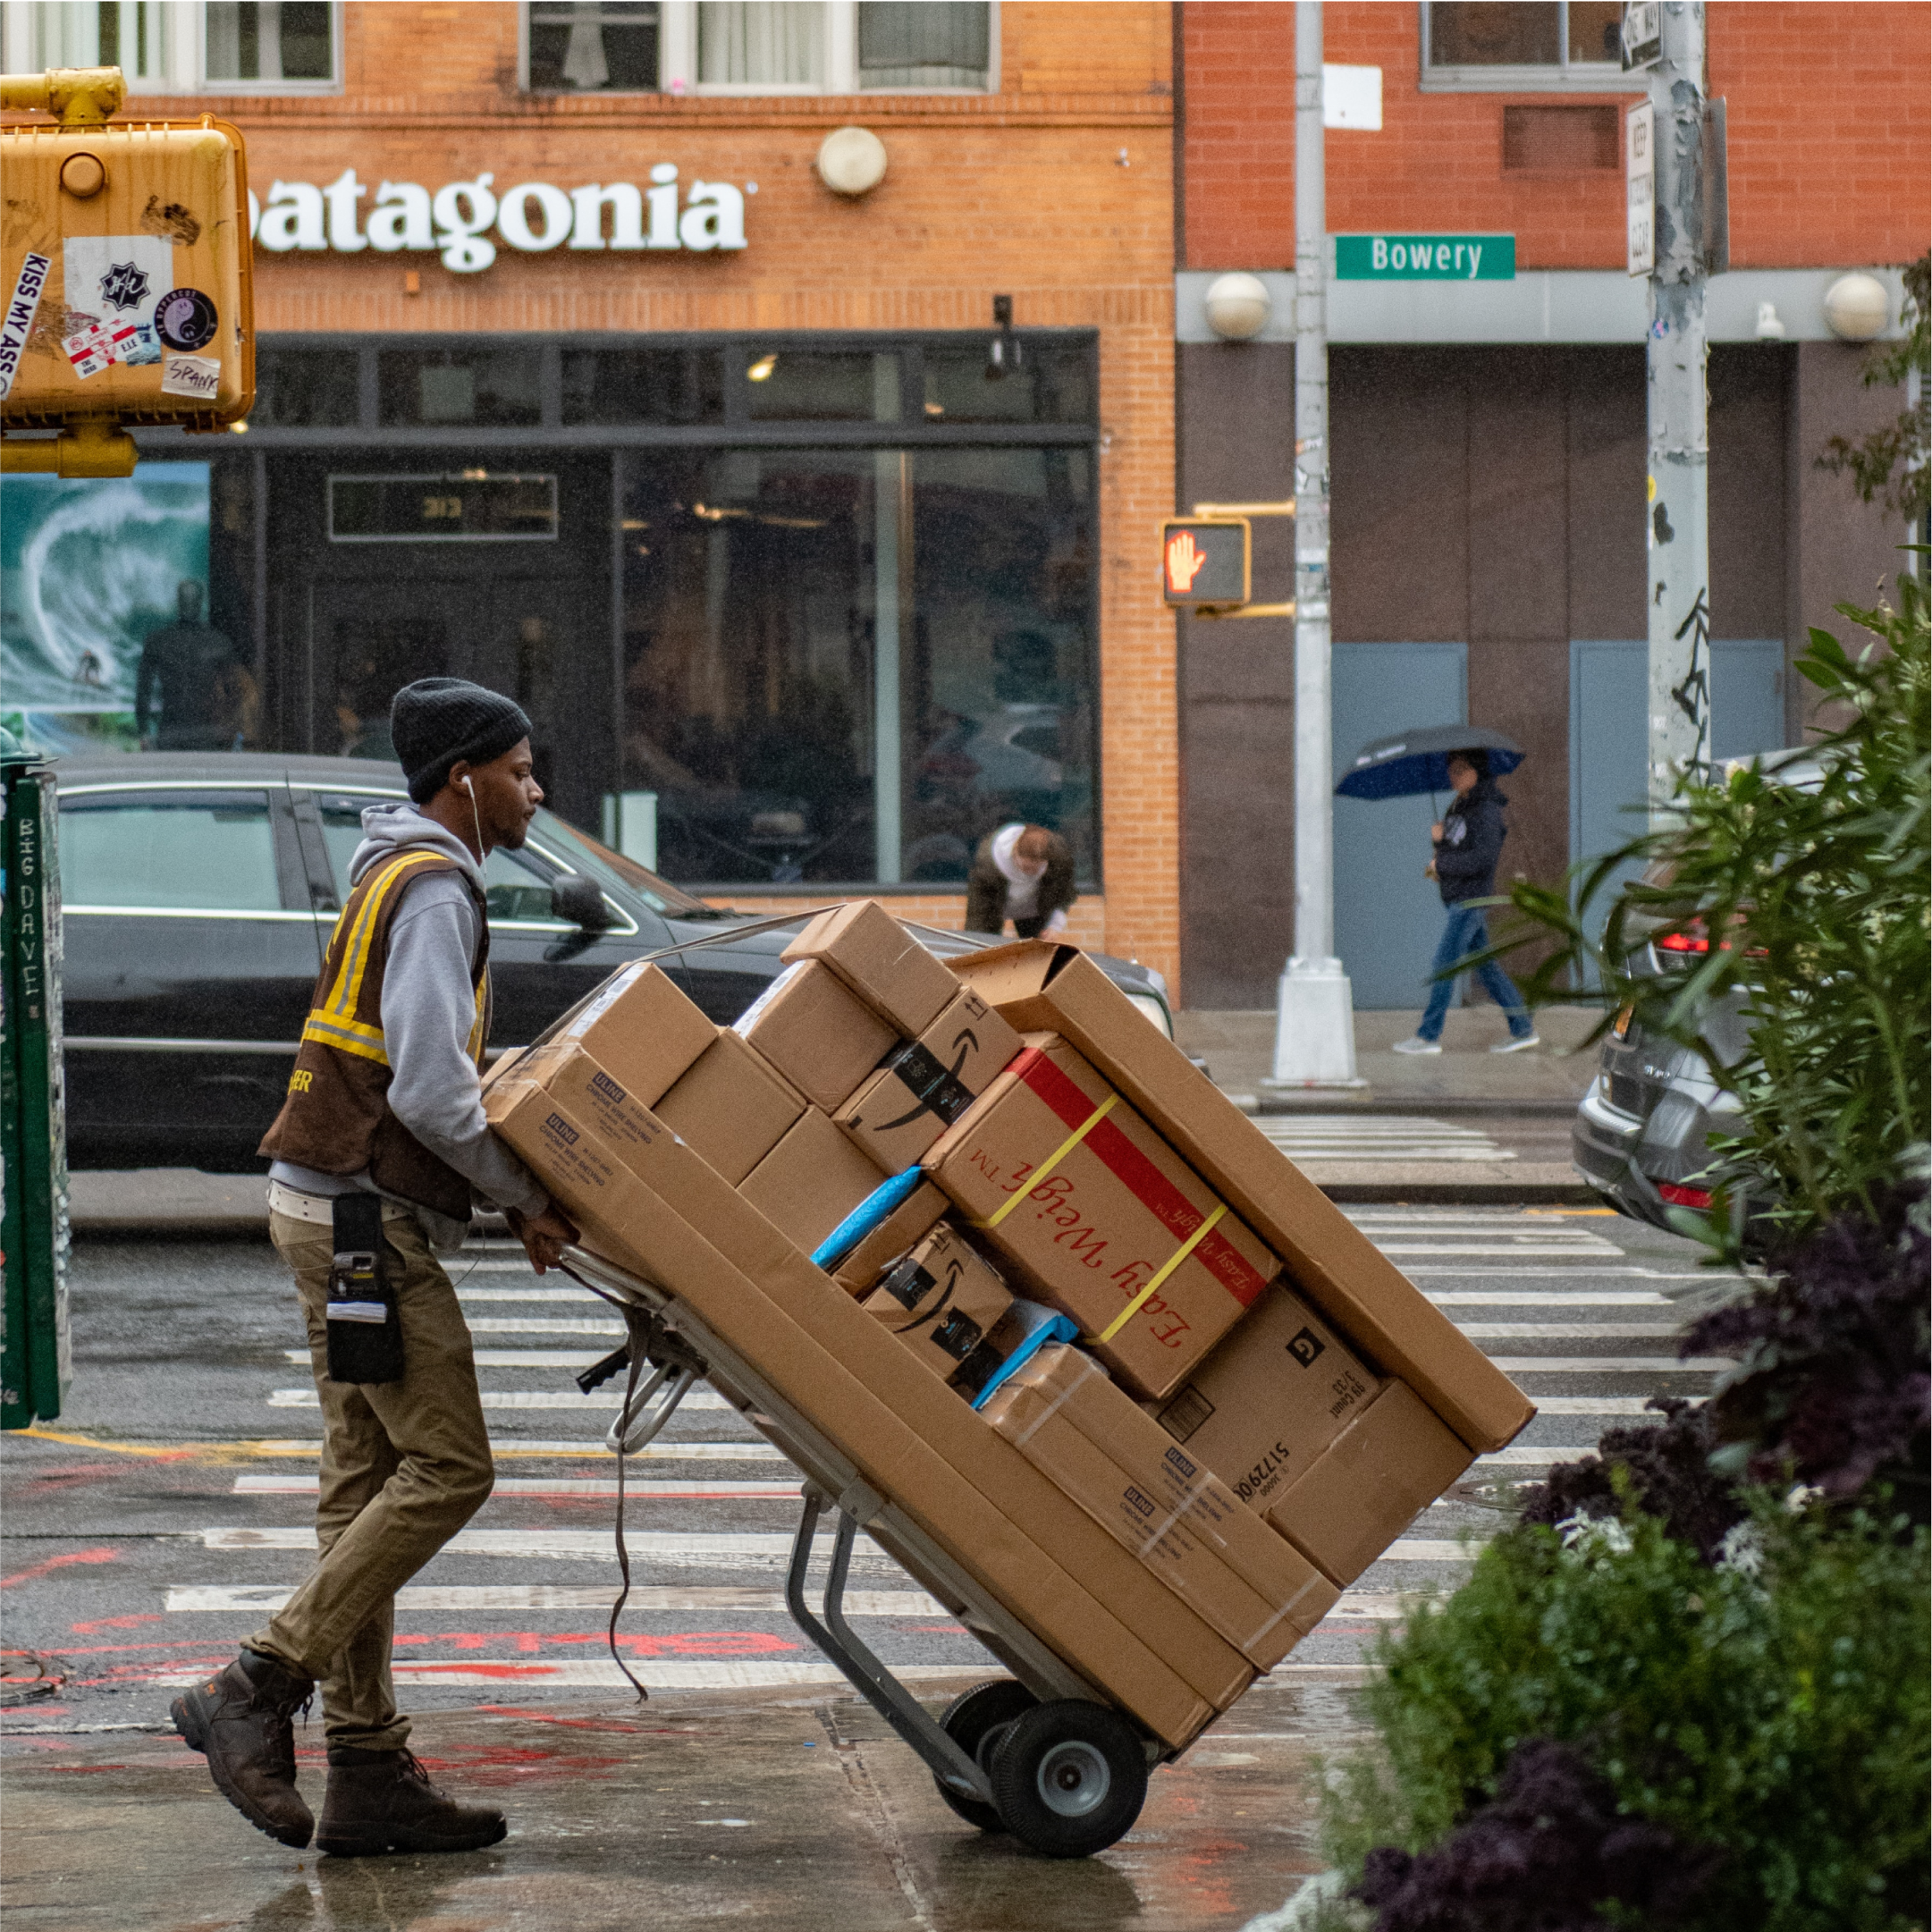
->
xmin=325 ymin=1194 xmax=405 ymax=1385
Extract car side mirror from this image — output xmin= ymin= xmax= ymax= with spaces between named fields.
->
xmin=551 ymin=873 xmax=614 ymax=932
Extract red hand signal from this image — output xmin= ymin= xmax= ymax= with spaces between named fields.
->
xmin=1166 ymin=528 xmax=1207 ymax=593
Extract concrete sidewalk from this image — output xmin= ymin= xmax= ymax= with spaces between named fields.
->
xmin=1 ymin=1675 xmax=1352 ymax=1931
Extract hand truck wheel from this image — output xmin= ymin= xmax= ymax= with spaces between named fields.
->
xmin=932 ymin=1679 xmax=1038 ymax=1831
xmin=987 ymin=1699 xmax=1148 ymax=1858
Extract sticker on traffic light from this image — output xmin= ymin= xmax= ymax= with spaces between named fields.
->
xmin=1160 ymin=518 xmax=1249 ymax=608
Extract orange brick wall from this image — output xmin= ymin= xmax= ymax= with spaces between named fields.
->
xmin=1184 ymin=1 xmax=1930 ymax=270
xmin=113 ymin=2 xmax=1185 ymax=993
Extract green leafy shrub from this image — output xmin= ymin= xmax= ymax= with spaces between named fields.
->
xmin=1321 ymin=1503 xmax=1930 ymax=1932
xmin=1481 ymin=566 xmax=1930 ymax=1248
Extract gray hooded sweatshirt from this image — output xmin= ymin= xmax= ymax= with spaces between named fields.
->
xmin=268 ymin=801 xmax=548 ymax=1247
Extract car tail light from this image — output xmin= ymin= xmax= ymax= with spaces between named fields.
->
xmin=1655 ymin=927 xmax=1710 ymax=954
xmin=1657 ymin=1180 xmax=1714 ymax=1209
xmin=1611 ymin=1004 xmax=1634 ymax=1039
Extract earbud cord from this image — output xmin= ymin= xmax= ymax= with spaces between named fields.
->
xmin=465 ymin=779 xmax=485 ymax=863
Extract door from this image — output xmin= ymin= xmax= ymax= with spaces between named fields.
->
xmin=1332 ymin=642 xmax=1468 ymax=1009
xmin=58 ymin=783 xmax=322 ymax=1167
xmin=1569 ymin=637 xmax=1788 ymax=958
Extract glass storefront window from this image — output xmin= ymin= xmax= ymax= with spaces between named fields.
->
xmin=741 ymin=349 xmax=902 ymax=423
xmin=376 ymin=347 xmax=543 ymax=427
xmin=614 ymin=439 xmax=1094 ymax=887
xmin=254 ymin=345 xmax=359 ymax=426
xmin=921 ymin=341 xmax=1095 ymax=426
xmin=561 ymin=346 xmax=724 ymax=425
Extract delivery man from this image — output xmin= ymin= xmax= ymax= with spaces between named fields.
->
xmin=172 ymin=677 xmax=578 ymax=1857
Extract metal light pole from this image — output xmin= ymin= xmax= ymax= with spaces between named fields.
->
xmin=1644 ymin=0 xmax=1713 ymax=825
xmin=1267 ymin=0 xmax=1362 ymax=1088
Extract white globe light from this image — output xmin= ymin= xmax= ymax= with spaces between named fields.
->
xmin=816 ymin=126 xmax=888 ymax=198
xmin=1822 ymin=272 xmax=1890 ymax=342
xmin=1203 ymin=272 xmax=1272 ymax=342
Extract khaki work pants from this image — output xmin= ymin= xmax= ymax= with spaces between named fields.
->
xmin=248 ymin=1209 xmax=494 ymax=1751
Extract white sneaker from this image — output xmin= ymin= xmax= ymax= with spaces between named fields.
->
xmin=1391 ymin=1036 xmax=1442 ymax=1055
xmin=1490 ymin=1033 xmax=1541 ymax=1054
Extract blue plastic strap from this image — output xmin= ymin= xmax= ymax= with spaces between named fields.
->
xmin=809 ymin=1167 xmax=928 ymax=1271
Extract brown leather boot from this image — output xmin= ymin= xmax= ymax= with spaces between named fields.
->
xmin=316 ymin=1747 xmax=509 ymax=1857
xmin=171 ymin=1648 xmax=316 ymax=1848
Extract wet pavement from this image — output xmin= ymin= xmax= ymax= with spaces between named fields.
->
xmin=2 ymin=1200 xmax=1731 ymax=1928
xmin=2 ymin=1677 xmax=1352 ymax=1930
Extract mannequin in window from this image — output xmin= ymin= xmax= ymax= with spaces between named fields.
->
xmin=965 ymin=823 xmax=1076 ymax=940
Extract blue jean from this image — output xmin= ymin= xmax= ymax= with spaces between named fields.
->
xmin=1418 ymin=903 xmax=1532 ymax=1042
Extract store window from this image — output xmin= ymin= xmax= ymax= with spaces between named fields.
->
xmin=375 ymin=346 xmax=544 ymax=428
xmin=0 ymin=1 xmax=340 ymax=90
xmin=523 ymin=0 xmax=992 ymax=92
xmin=1421 ymin=2 xmax=1633 ymax=90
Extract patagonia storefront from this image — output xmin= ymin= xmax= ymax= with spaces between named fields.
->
xmin=1 ymin=2 xmax=1179 ymax=985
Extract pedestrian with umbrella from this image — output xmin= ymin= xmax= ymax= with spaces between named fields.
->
xmin=1335 ymin=725 xmax=1539 ymax=1056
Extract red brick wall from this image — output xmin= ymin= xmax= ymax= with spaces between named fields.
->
xmin=105 ymin=2 xmax=1185 ymax=992
xmin=1184 ymin=1 xmax=1930 ymax=271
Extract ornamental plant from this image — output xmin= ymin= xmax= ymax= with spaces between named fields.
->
xmin=1473 ymin=564 xmax=1930 ymax=1252
xmin=1320 ymin=1502 xmax=1930 ymax=1932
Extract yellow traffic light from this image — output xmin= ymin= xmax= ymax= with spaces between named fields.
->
xmin=1 ymin=66 xmax=254 ymax=477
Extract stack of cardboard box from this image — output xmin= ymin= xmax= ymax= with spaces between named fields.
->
xmin=482 ymin=905 xmax=1533 ymax=1749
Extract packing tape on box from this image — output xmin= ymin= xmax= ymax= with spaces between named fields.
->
xmin=1090 ymin=1201 xmax=1230 ymax=1346
xmin=975 ymin=1093 xmax=1119 ymax=1233
xmin=997 ymin=1348 xmax=1109 ymax=1449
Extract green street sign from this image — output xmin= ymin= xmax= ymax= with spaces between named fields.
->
xmin=1335 ymin=233 xmax=1515 ymax=281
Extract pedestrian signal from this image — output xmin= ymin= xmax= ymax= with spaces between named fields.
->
xmin=2 ymin=66 xmax=254 ymax=476
xmin=1159 ymin=518 xmax=1249 ymax=609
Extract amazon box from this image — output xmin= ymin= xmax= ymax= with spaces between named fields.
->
xmin=733 ymin=960 xmax=898 ymax=1113
xmin=740 ymin=1107 xmax=888 ymax=1254
xmin=983 ymin=1346 xmax=1337 ymax=1670
xmin=924 ymin=1035 xmax=1279 ymax=1402
xmin=483 ymin=1068 xmax=1248 ymax=1741
xmin=941 ymin=942 xmax=1535 ymax=1458
xmin=835 ymin=987 xmax=1023 ymax=1171
xmin=1266 ymin=1381 xmax=1476 ymax=1587
xmin=1154 ymin=1286 xmax=1380 ymax=1514
xmin=780 ymin=899 xmax=957 ymax=1037
xmin=514 ymin=960 xmax=715 ymax=1109
xmin=654 ymin=1032 xmax=806 ymax=1185
xmin=831 ymin=1180 xmax=949 ymax=1296
xmin=863 ymin=1224 xmax=1013 ymax=1389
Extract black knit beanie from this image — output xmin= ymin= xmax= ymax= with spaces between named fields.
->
xmin=391 ymin=678 xmax=532 ymax=804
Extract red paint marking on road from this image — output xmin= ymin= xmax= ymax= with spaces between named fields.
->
xmin=390 ymin=1630 xmax=801 ymax=1658
xmin=0 ymin=1548 xmax=121 ymax=1589
xmin=71 ymin=1614 xmax=164 ymax=1635
xmin=474 ymin=1706 xmax=688 ymax=1734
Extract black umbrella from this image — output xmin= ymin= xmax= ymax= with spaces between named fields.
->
xmin=1335 ymin=723 xmax=1526 ymax=801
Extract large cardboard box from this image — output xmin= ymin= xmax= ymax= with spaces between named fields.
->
xmin=834 ymin=986 xmax=1025 ymax=1171
xmin=1154 ymin=1285 xmax=1379 ymax=1513
xmin=831 ymin=1179 xmax=949 ymax=1295
xmin=732 ymin=960 xmax=898 ymax=1113
xmin=924 ymin=1036 xmax=1278 ymax=1402
xmin=655 ymin=1032 xmax=806 ymax=1185
xmin=944 ymin=943 xmax=1535 ymax=1455
xmin=510 ymin=959 xmax=715 ymax=1108
xmin=485 ymin=1063 xmax=1253 ymax=1737
xmin=862 ymin=1224 xmax=1013 ymax=1388
xmin=740 ymin=1108 xmax=888 ymax=1253
xmin=983 ymin=1346 xmax=1338 ymax=1670
xmin=780 ymin=899 xmax=958 ymax=1037
xmin=1266 ymin=1381 xmax=1475 ymax=1586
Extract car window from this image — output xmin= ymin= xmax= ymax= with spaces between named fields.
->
xmin=312 ymin=790 xmax=566 ymax=925
xmin=58 ymin=791 xmax=283 ymax=911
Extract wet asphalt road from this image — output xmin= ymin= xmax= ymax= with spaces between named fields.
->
xmin=2 ymin=1202 xmax=1729 ymax=1930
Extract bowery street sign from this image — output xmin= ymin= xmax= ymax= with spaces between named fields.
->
xmin=1334 ymin=234 xmax=1515 ymax=281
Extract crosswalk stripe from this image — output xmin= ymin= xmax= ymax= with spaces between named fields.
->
xmin=1488 ymin=1356 xmax=1727 ymax=1373
xmin=241 ymin=1438 xmax=778 ymax=1459
xmin=456 ymin=1284 xmax=602 ymax=1299
xmin=1455 ymin=1324 xmax=1681 ymax=1339
xmin=464 ymin=1318 xmax=626 ymax=1337
xmin=233 ymin=1474 xmax=801 ymax=1498
xmin=1476 ymin=1446 xmax=1620 ymax=1464
xmin=1371 ymin=1244 xmax=1624 ymax=1257
xmin=198 ymin=1527 xmax=902 ymax=1568
xmin=1425 ymin=1291 xmax=1669 ymax=1303
xmin=1405 ymin=1269 xmax=1710 ymax=1279
xmin=1528 ymin=1395 xmax=1685 ymax=1413
xmin=268 ymin=1388 xmax=734 ymax=1410
xmin=165 ymin=1583 xmax=948 ymax=1616
xmin=283 ymin=1349 xmax=609 ymax=1368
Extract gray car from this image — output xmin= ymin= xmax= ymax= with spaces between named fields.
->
xmin=1571 ymin=752 xmax=1822 ymax=1235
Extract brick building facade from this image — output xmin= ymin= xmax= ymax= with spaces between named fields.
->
xmin=1176 ymin=0 xmax=1928 ymax=1009
xmin=26 ymin=2 xmax=1181 ymax=984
